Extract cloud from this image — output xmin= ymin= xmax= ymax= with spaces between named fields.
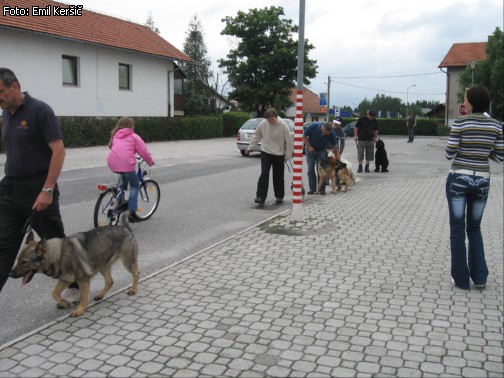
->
xmin=74 ymin=0 xmax=503 ymax=107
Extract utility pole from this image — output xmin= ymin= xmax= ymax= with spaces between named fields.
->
xmin=292 ymin=0 xmax=305 ymax=222
xmin=327 ymin=76 xmax=331 ymax=122
xmin=471 ymin=60 xmax=476 ymax=85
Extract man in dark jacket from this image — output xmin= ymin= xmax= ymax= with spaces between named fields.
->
xmin=354 ymin=110 xmax=378 ymax=172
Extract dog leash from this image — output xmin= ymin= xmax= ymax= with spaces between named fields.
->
xmin=22 ymin=210 xmax=36 ymax=234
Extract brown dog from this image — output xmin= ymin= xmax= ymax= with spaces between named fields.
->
xmin=315 ymin=152 xmax=340 ymax=194
xmin=335 ymin=162 xmax=354 ymax=192
xmin=10 ymin=213 xmax=139 ymax=317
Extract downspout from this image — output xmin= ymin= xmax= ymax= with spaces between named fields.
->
xmin=439 ymin=67 xmax=448 ymax=127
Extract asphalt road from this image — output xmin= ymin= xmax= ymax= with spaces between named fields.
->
xmin=0 ymin=138 xmax=291 ymax=345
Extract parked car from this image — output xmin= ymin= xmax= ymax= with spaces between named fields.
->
xmin=342 ymin=121 xmax=357 ymax=137
xmin=237 ymin=118 xmax=295 ymax=156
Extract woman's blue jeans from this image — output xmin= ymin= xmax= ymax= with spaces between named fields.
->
xmin=121 ymin=171 xmax=140 ymax=214
xmin=446 ymin=173 xmax=490 ymax=289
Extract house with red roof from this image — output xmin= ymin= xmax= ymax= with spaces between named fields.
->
xmin=0 ymin=0 xmax=192 ymax=117
xmin=286 ymin=87 xmax=326 ymax=122
xmin=439 ymin=42 xmax=486 ymax=125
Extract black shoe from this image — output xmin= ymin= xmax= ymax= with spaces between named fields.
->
xmin=357 ymin=165 xmax=363 ymax=173
xmin=365 ymin=165 xmax=370 ymax=173
xmin=254 ymin=197 xmax=265 ymax=205
xmin=320 ymin=190 xmax=326 ymax=195
xmin=128 ymin=215 xmax=136 ymax=223
xmin=307 ymin=190 xmax=315 ymax=195
xmin=275 ymin=198 xmax=283 ymax=204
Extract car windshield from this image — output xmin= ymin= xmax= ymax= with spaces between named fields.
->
xmin=241 ymin=119 xmax=263 ymax=130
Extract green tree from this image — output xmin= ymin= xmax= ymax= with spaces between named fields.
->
xmin=219 ymin=6 xmax=318 ymax=117
xmin=145 ymin=12 xmax=160 ymax=34
xmin=358 ymin=94 xmax=403 ymax=118
xmin=458 ymin=27 xmax=503 ymax=120
xmin=182 ymin=15 xmax=215 ymax=115
xmin=416 ymin=100 xmax=440 ymax=109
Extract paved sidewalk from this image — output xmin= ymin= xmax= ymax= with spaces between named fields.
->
xmin=1 ymin=138 xmax=503 ymax=377
xmin=0 ymin=164 xmax=503 ymax=376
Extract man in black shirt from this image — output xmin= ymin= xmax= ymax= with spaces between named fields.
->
xmin=354 ymin=110 xmax=379 ymax=172
xmin=0 ymin=68 xmax=69 ymax=294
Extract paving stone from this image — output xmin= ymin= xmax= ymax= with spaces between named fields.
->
xmin=0 ymin=170 xmax=502 ymax=377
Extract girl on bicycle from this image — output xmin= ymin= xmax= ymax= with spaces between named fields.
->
xmin=107 ymin=117 xmax=154 ymax=222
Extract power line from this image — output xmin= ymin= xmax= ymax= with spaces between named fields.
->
xmin=331 ymin=80 xmax=445 ymax=96
xmin=330 ymin=72 xmax=443 ymax=79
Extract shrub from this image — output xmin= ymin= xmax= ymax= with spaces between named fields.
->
xmin=223 ymin=112 xmax=250 ymax=137
xmin=341 ymin=118 xmax=439 ymax=136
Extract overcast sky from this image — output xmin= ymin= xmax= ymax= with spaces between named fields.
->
xmin=74 ymin=0 xmax=502 ymax=108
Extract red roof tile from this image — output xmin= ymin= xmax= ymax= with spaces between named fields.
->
xmin=0 ymin=0 xmax=192 ymax=62
xmin=438 ymin=42 xmax=487 ymax=68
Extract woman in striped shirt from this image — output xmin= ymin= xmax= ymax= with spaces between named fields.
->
xmin=445 ymin=84 xmax=503 ymax=290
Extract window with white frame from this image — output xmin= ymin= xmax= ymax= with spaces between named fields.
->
xmin=62 ymin=55 xmax=78 ymax=86
xmin=119 ymin=63 xmax=131 ymax=90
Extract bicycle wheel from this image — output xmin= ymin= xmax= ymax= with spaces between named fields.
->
xmin=135 ymin=179 xmax=160 ymax=221
xmin=94 ymin=188 xmax=119 ymax=227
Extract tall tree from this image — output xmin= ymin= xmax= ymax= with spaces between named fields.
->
xmin=182 ymin=15 xmax=215 ymax=115
xmin=145 ymin=12 xmax=160 ymax=34
xmin=219 ymin=6 xmax=318 ymax=117
xmin=358 ymin=94 xmax=403 ymax=117
xmin=458 ymin=27 xmax=503 ymax=120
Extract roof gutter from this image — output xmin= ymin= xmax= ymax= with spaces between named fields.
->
xmin=439 ymin=67 xmax=449 ymax=127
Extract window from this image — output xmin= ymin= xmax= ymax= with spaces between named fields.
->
xmin=119 ymin=63 xmax=131 ymax=90
xmin=62 ymin=55 xmax=78 ymax=86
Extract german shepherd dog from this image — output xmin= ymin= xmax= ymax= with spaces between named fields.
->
xmin=335 ymin=164 xmax=355 ymax=192
xmin=10 ymin=213 xmax=139 ymax=317
xmin=316 ymin=151 xmax=353 ymax=194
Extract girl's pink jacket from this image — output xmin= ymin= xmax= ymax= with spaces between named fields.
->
xmin=107 ymin=128 xmax=154 ymax=173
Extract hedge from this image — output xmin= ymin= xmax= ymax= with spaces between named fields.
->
xmin=222 ymin=112 xmax=250 ymax=137
xmin=340 ymin=118 xmax=444 ymax=136
xmin=0 ymin=115 xmax=449 ymax=153
xmin=0 ymin=116 xmax=226 ymax=152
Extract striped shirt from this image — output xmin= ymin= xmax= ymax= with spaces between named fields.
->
xmin=445 ymin=113 xmax=504 ymax=172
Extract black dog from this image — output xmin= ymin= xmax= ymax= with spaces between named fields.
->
xmin=374 ymin=139 xmax=389 ymax=172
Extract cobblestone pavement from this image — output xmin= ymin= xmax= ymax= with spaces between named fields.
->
xmin=0 ymin=166 xmax=502 ymax=377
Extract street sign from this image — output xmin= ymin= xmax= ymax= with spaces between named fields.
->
xmin=319 ymin=93 xmax=327 ymax=106
xmin=459 ymin=104 xmax=467 ymax=116
xmin=320 ymin=107 xmax=328 ymax=113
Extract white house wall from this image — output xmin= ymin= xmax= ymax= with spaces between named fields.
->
xmin=446 ymin=69 xmax=463 ymax=126
xmin=0 ymin=29 xmax=175 ymax=117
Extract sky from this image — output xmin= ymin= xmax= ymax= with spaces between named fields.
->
xmin=73 ymin=0 xmax=502 ymax=109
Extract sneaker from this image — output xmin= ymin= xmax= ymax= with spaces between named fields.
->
xmin=254 ymin=197 xmax=265 ymax=204
xmin=474 ymin=283 xmax=486 ymax=289
xmin=62 ymin=287 xmax=80 ymax=304
xmin=275 ymin=198 xmax=283 ymax=204
xmin=451 ymin=278 xmax=469 ymax=290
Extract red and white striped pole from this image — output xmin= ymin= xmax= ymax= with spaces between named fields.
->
xmin=292 ymin=0 xmax=305 ymax=222
xmin=292 ymin=90 xmax=304 ymax=221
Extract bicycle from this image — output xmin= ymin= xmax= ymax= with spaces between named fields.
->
xmin=93 ymin=157 xmax=160 ymax=227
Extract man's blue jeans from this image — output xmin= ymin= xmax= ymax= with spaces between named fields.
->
xmin=121 ymin=171 xmax=140 ymax=214
xmin=446 ymin=173 xmax=490 ymax=289
xmin=306 ymin=149 xmax=327 ymax=192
